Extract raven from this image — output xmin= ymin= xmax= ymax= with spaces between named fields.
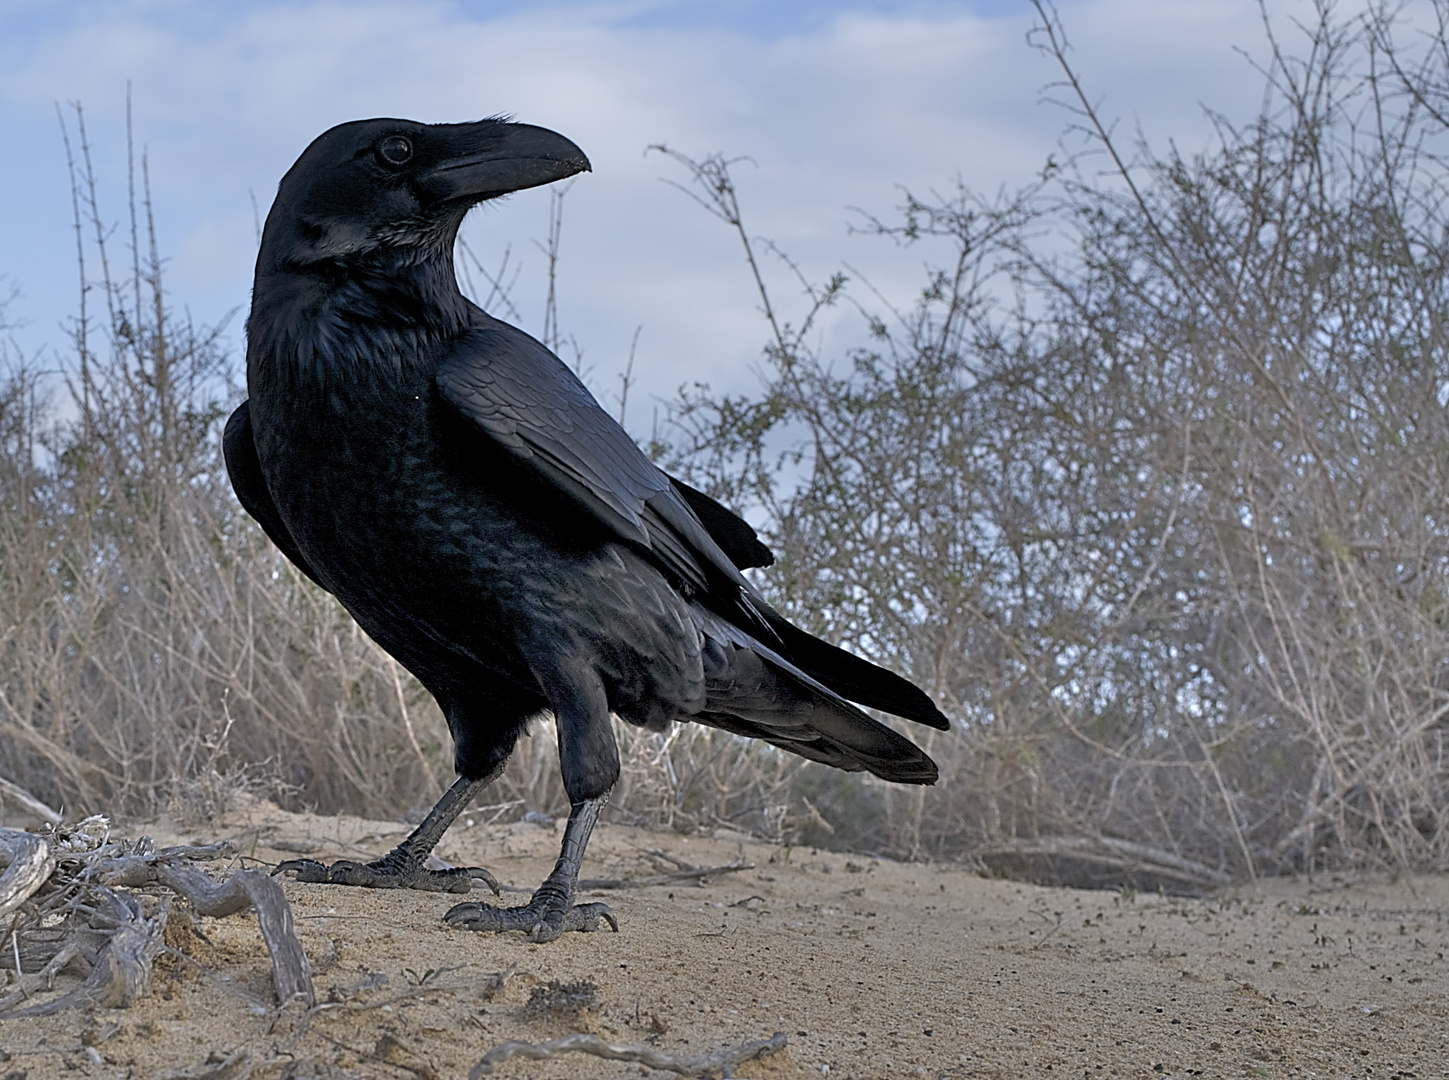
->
xmin=226 ymin=117 xmax=948 ymax=942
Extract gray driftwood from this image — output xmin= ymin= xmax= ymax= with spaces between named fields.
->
xmin=100 ymin=855 xmax=314 ymax=1006
xmin=469 ymin=1030 xmax=788 ymax=1078
xmin=0 ymin=829 xmax=54 ymax=920
xmin=0 ymin=824 xmax=314 ymax=1017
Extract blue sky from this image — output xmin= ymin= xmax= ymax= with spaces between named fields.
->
xmin=0 ymin=0 xmax=1316 ymax=426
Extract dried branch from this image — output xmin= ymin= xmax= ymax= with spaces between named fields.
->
xmin=0 ymin=828 xmax=54 ymax=920
xmin=975 ymin=836 xmax=1234 ymax=889
xmin=0 ymin=820 xmax=312 ymax=1016
xmin=578 ymin=861 xmax=753 ymax=890
xmin=99 ymin=856 xmax=313 ymax=1006
xmin=2 ymin=889 xmax=164 ymax=1017
xmin=469 ymin=1030 xmax=788 ymax=1079
xmin=0 ymin=778 xmax=62 ymax=825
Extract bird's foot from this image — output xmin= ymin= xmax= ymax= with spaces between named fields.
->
xmin=274 ymin=852 xmax=500 ymax=895
xmin=443 ymin=888 xmax=617 ymax=942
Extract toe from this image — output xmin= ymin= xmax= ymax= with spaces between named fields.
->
xmin=272 ymin=856 xmax=498 ymax=893
xmin=273 ymin=859 xmax=330 ymax=883
xmin=527 ymin=919 xmax=562 ymax=944
xmin=443 ymin=899 xmax=619 ymax=938
xmin=444 ymin=901 xmax=514 ymax=932
xmin=463 ymin=866 xmax=502 ymax=896
xmin=565 ymin=902 xmax=618 ymax=933
xmin=328 ymin=860 xmax=396 ymax=887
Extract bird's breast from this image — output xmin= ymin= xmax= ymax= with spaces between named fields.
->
xmin=253 ymin=365 xmax=605 ymax=642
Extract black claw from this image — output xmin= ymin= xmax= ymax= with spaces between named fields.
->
xmin=594 ymin=905 xmax=620 ymax=933
xmin=467 ymin=867 xmax=504 ymax=896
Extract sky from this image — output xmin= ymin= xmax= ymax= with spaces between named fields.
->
xmin=0 ymin=0 xmax=1322 ymax=432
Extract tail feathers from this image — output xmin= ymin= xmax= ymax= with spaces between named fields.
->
xmin=694 ymin=615 xmax=939 ymax=785
xmin=761 ymin=610 xmax=949 ymax=731
xmin=693 ymin=710 xmax=938 ymax=783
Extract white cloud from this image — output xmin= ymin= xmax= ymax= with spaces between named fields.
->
xmin=0 ymin=0 xmax=1317 ymax=422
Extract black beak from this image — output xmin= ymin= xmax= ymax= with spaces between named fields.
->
xmin=422 ymin=122 xmax=590 ymax=203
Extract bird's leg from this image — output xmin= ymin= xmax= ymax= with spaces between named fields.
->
xmin=443 ymin=795 xmax=617 ymax=942
xmin=274 ymin=774 xmax=500 ymax=894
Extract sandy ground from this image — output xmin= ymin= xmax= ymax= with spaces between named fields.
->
xmin=1 ymin=795 xmax=1446 ymax=1079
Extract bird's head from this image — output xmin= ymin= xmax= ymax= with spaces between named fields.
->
xmin=258 ymin=117 xmax=590 ymax=272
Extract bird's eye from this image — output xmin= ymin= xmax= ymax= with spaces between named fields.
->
xmin=378 ymin=136 xmax=413 ymax=166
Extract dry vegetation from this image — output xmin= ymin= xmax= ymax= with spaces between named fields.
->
xmin=2 ymin=2 xmax=1449 ymax=894
xmin=661 ymin=0 xmax=1449 ymax=882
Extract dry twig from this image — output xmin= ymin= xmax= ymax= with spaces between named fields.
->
xmin=974 ymin=835 xmax=1234 ymax=890
xmin=578 ymin=860 xmax=753 ymax=890
xmin=0 ymin=828 xmax=54 ymax=919
xmin=0 ymin=778 xmax=62 ymax=825
xmin=469 ymin=1029 xmax=788 ymax=1078
xmin=100 ymin=856 xmax=313 ymax=1005
xmin=2 ymin=889 xmax=164 ymax=1016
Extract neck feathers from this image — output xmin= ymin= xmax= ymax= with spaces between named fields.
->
xmin=248 ymin=250 xmax=472 ymax=392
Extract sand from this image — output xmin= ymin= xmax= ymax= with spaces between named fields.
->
xmin=1 ymin=794 xmax=1446 ymax=1079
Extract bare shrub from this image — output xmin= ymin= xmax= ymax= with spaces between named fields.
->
xmin=660 ymin=1 xmax=1449 ymax=882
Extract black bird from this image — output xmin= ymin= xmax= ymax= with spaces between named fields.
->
xmin=226 ymin=117 xmax=948 ymax=942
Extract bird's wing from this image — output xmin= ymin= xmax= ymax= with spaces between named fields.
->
xmin=223 ymin=400 xmax=331 ymax=592
xmin=667 ymin=475 xmax=774 ymax=570
xmin=436 ymin=321 xmax=761 ymax=597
